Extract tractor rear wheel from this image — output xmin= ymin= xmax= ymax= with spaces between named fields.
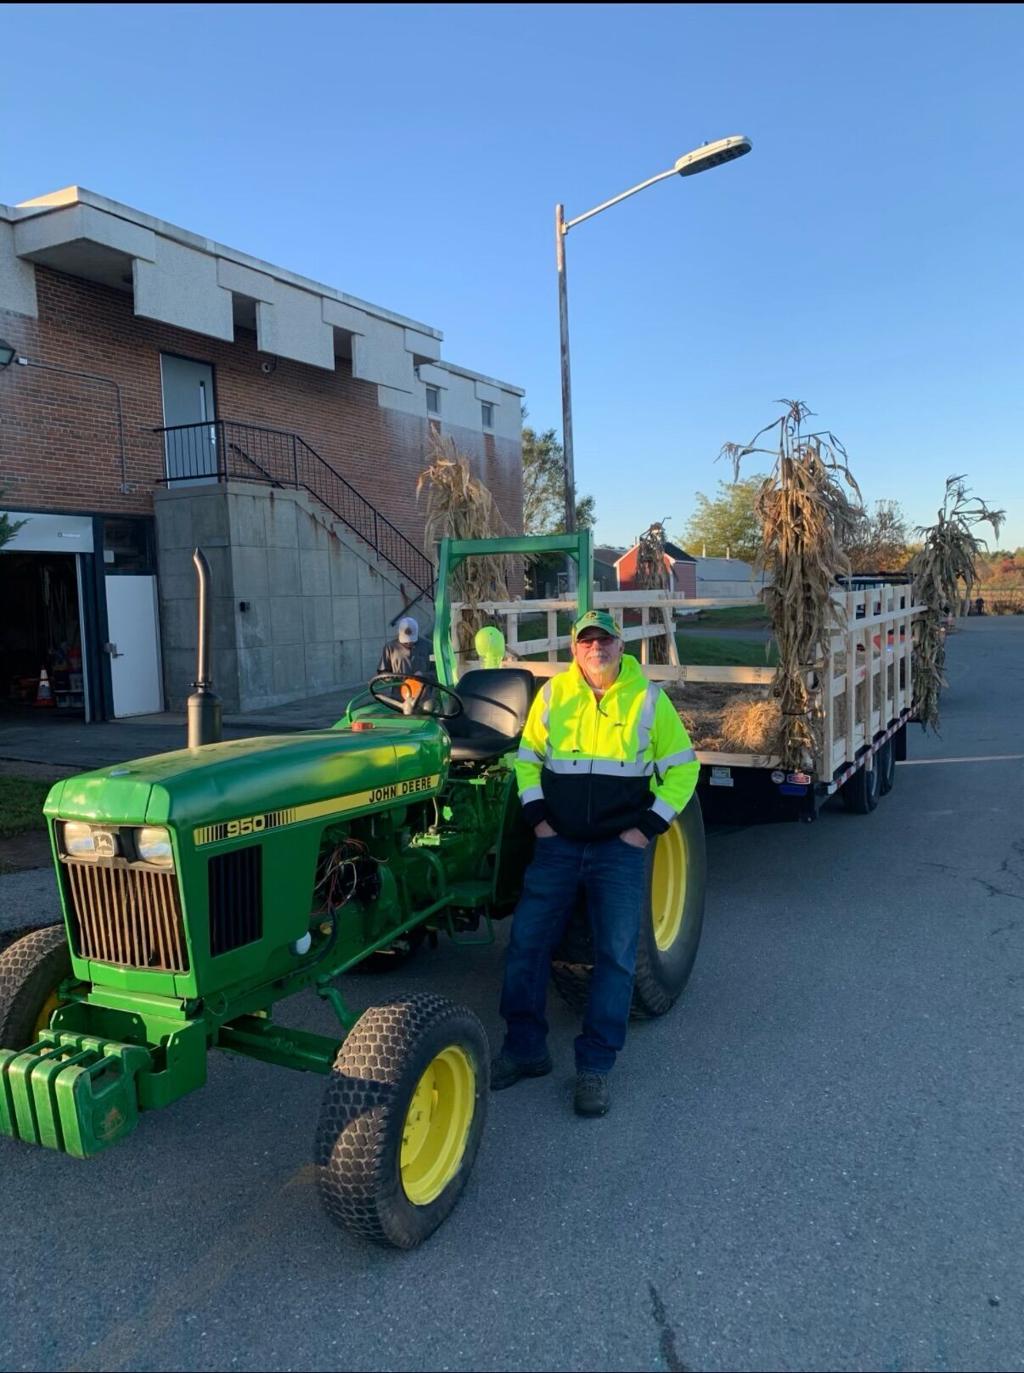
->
xmin=315 ymin=993 xmax=488 ymax=1249
xmin=550 ymin=797 xmax=707 ymax=1020
xmin=0 ymin=925 xmax=71 ymax=1050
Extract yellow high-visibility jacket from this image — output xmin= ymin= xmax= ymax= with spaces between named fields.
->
xmin=514 ymin=655 xmax=699 ymax=841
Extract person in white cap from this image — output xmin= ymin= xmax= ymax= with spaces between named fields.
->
xmin=377 ymin=615 xmax=433 ymax=681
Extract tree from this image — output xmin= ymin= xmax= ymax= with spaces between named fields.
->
xmin=0 ymin=494 xmax=27 ymax=551
xmin=845 ymin=499 xmax=911 ymax=572
xmin=681 ymin=476 xmax=766 ymax=563
xmin=521 ymin=421 xmax=595 ymax=534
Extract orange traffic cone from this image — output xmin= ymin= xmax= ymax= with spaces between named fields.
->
xmin=34 ymin=668 xmax=54 ymax=707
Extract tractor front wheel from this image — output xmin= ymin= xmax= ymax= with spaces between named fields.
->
xmin=0 ymin=925 xmax=71 ymax=1050
xmin=551 ymin=796 xmax=707 ymax=1020
xmin=315 ymin=993 xmax=489 ymax=1249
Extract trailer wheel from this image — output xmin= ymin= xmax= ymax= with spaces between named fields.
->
xmin=877 ymin=739 xmax=896 ymax=796
xmin=315 ymin=993 xmax=488 ymax=1249
xmin=841 ymin=756 xmax=880 ymax=814
xmin=551 ymin=796 xmax=707 ymax=1020
xmin=0 ymin=925 xmax=71 ymax=1050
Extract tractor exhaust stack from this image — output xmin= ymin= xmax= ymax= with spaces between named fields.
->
xmin=187 ymin=546 xmax=222 ymax=748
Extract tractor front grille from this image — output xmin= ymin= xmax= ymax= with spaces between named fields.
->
xmin=62 ymin=859 xmax=189 ymax=973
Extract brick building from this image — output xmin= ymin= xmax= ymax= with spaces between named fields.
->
xmin=0 ymin=187 xmax=524 ymax=719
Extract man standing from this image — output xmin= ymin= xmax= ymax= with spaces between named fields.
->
xmin=492 ymin=609 xmax=700 ymax=1117
xmin=377 ymin=615 xmax=432 ymax=679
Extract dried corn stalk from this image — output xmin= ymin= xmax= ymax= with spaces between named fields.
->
xmin=634 ymin=520 xmax=671 ymax=664
xmin=417 ymin=432 xmax=514 ymax=657
xmin=721 ymin=400 xmax=863 ymax=771
xmin=908 ymin=476 xmax=1004 ymax=730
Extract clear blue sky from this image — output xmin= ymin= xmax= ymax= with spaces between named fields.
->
xmin=3 ymin=3 xmax=1022 ymax=550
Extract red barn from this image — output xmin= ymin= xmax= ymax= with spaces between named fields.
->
xmin=614 ymin=541 xmax=696 ymax=597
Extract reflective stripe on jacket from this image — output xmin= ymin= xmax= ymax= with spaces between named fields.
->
xmin=514 ymin=655 xmax=699 ymax=841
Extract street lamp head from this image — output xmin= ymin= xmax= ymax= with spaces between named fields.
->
xmin=0 ymin=339 xmax=17 ymax=370
xmin=674 ymin=135 xmax=752 ymax=178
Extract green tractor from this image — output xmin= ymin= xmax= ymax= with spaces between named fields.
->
xmin=0 ymin=532 xmax=706 ymax=1248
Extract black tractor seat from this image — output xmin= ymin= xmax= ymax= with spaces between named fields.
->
xmin=442 ymin=668 xmax=537 ymax=764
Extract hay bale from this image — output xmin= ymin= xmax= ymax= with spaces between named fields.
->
xmin=720 ymin=698 xmax=781 ymax=752
xmin=667 ymin=682 xmax=780 ymax=755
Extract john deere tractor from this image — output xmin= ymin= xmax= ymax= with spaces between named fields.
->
xmin=0 ymin=532 xmax=706 ymax=1248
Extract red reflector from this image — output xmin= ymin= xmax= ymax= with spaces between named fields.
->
xmin=352 ymin=721 xmax=375 ymax=732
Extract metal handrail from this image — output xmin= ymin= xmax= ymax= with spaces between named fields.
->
xmin=154 ymin=419 xmax=435 ymax=594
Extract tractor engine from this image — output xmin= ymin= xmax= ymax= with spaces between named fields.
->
xmin=44 ymin=720 xmax=455 ymax=1004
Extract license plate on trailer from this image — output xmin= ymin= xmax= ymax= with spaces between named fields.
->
xmin=709 ymin=766 xmax=734 ymax=788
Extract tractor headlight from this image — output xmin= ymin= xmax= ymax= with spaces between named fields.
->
xmin=62 ymin=822 xmax=120 ymax=859
xmin=63 ymin=821 xmax=98 ymax=858
xmin=137 ymin=826 xmax=174 ymax=868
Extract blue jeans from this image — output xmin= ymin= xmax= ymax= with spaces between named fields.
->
xmin=499 ymin=834 xmax=647 ymax=1074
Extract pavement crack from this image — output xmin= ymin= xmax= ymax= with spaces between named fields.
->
xmin=973 ymin=877 xmax=1024 ymax=903
xmin=648 ymin=1281 xmax=690 ymax=1373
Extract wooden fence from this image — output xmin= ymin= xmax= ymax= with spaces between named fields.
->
xmin=450 ymin=585 xmax=924 ymax=777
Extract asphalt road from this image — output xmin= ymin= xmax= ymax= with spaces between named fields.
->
xmin=2 ymin=618 xmax=1022 ymax=1373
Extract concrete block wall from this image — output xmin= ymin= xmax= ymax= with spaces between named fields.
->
xmin=155 ymin=481 xmax=428 ymax=712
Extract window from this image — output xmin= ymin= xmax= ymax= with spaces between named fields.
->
xmin=426 ymin=385 xmax=440 ymax=415
xmin=103 ymin=517 xmax=156 ymax=574
xmin=481 ymin=401 xmax=494 ymax=429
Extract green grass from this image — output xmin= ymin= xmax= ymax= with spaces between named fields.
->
xmin=516 ymin=611 xmax=575 ymax=638
xmin=682 ymin=604 xmax=769 ymax=630
xmin=0 ymin=777 xmax=53 ymax=838
xmin=517 ymin=624 xmax=776 ymax=667
xmin=674 ymin=634 xmax=777 ymax=667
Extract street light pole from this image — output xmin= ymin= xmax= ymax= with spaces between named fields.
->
xmin=554 ymin=134 xmax=752 ymax=544
xmin=555 ymin=202 xmax=576 ymax=536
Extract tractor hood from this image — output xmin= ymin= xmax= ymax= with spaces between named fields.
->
xmin=44 ymin=720 xmax=450 ymax=832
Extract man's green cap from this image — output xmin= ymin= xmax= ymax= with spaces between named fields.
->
xmin=572 ymin=609 xmax=623 ymax=640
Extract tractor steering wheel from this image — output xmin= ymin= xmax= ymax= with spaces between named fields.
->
xmin=368 ymin=673 xmax=465 ymax=721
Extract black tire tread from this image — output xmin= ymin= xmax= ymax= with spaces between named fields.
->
xmin=550 ymin=799 xmax=707 ymax=1021
xmin=315 ymin=992 xmax=488 ymax=1249
xmin=877 ymin=738 xmax=896 ymax=796
xmin=0 ymin=925 xmax=71 ymax=1050
xmin=841 ymin=755 xmax=881 ymax=813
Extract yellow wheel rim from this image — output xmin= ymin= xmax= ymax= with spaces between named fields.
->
xmin=400 ymin=1045 xmax=476 ymax=1206
xmin=33 ymin=990 xmax=60 ymax=1040
xmin=651 ymin=821 xmax=687 ymax=952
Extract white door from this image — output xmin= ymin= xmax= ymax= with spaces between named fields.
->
xmin=160 ymin=354 xmax=218 ymax=483
xmin=105 ymin=576 xmax=164 ymax=717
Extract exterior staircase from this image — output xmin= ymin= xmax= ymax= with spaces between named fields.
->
xmin=156 ymin=419 xmax=435 ymax=595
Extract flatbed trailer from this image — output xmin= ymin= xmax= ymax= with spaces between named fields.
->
xmin=451 ymin=574 xmax=924 ymax=822
xmin=656 ymin=578 xmax=923 ymax=820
